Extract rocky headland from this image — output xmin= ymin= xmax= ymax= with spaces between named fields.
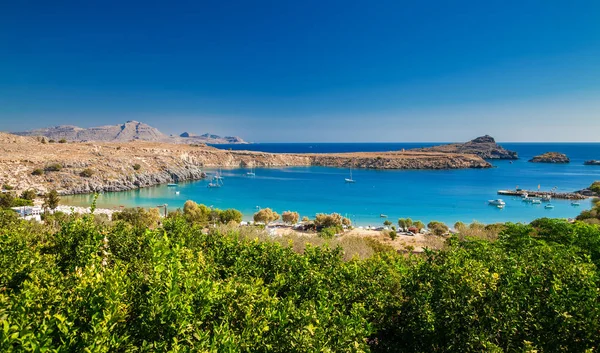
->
xmin=0 ymin=132 xmax=490 ymax=195
xmin=13 ymin=120 xmax=247 ymax=145
xmin=410 ymin=135 xmax=518 ymax=159
xmin=529 ymin=152 xmax=570 ymax=164
xmin=584 ymin=160 xmax=600 ymax=166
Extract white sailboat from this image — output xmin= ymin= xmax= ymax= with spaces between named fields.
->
xmin=207 ymin=175 xmax=223 ymax=188
xmin=345 ymin=164 xmax=356 ymax=183
xmin=214 ymin=168 xmax=224 ymax=180
xmin=246 ymin=165 xmax=255 ymax=177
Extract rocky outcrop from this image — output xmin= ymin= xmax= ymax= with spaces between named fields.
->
xmin=411 ymin=135 xmax=518 ymax=159
xmin=14 ymin=121 xmax=247 ymax=144
xmin=575 ymin=181 xmax=600 ymax=197
xmin=0 ymin=132 xmax=490 ymax=195
xmin=584 ymin=160 xmax=600 ymax=166
xmin=529 ymin=152 xmax=570 ymax=164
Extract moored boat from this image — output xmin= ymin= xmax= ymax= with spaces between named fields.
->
xmin=488 ymin=199 xmax=506 ymax=206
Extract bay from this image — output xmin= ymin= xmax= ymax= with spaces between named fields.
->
xmin=63 ymin=142 xmax=600 ymax=226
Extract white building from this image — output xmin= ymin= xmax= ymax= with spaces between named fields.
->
xmin=11 ymin=206 xmax=43 ymax=222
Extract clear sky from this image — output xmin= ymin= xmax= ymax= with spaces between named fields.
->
xmin=1 ymin=0 xmax=599 ymax=142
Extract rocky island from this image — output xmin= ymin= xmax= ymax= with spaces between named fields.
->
xmin=529 ymin=152 xmax=570 ymax=163
xmin=584 ymin=160 xmax=600 ymax=166
xmin=0 ymin=132 xmax=490 ymax=195
xmin=410 ymin=135 xmax=518 ymax=159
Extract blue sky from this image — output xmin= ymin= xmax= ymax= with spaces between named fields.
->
xmin=1 ymin=0 xmax=599 ymax=142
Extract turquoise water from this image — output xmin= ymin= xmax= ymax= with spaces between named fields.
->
xmin=64 ymin=143 xmax=600 ymax=226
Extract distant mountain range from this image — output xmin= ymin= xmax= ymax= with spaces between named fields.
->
xmin=13 ymin=121 xmax=246 ymax=144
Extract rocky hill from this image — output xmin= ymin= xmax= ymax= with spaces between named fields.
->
xmin=411 ymin=135 xmax=518 ymax=159
xmin=529 ymin=152 xmax=570 ymax=163
xmin=13 ymin=121 xmax=246 ymax=144
xmin=0 ymin=132 xmax=490 ymax=195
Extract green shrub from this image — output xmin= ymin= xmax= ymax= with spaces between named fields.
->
xmin=318 ymin=226 xmax=340 ymax=239
xmin=48 ymin=139 xmax=55 ymax=143
xmin=590 ymin=181 xmax=600 ymax=194
xmin=31 ymin=168 xmax=44 ymax=176
xmin=133 ymin=163 xmax=141 ymax=171
xmin=58 ymin=138 xmax=67 ymax=143
xmin=427 ymin=220 xmax=449 ymax=236
xmin=45 ymin=163 xmax=62 ymax=172
xmin=20 ymin=189 xmax=37 ymax=200
xmin=2 ymin=184 xmax=14 ymax=190
xmin=79 ymin=168 xmax=94 ymax=178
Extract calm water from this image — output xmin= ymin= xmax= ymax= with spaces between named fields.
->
xmin=64 ymin=143 xmax=600 ymax=226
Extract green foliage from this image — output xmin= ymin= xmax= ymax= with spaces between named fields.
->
xmin=43 ymin=189 xmax=60 ymax=210
xmin=79 ymin=168 xmax=94 ymax=178
xmin=31 ymin=168 xmax=44 ymax=176
xmin=2 ymin=184 xmax=13 ymax=190
xmin=590 ymin=181 xmax=600 ymax=194
xmin=318 ymin=226 xmax=341 ymax=239
xmin=219 ymin=208 xmax=243 ymax=224
xmin=427 ymin=220 xmax=449 ymax=236
xmin=383 ymin=220 xmax=392 ymax=227
xmin=112 ymin=207 xmax=161 ymax=229
xmin=48 ymin=139 xmax=55 ymax=143
xmin=58 ymin=138 xmax=67 ymax=143
xmin=0 ymin=193 xmax=34 ymax=208
xmin=133 ymin=163 xmax=141 ymax=171
xmin=388 ymin=230 xmax=397 ymax=240
xmin=20 ymin=189 xmax=37 ymax=200
xmin=45 ymin=163 xmax=62 ymax=172
xmin=0 ymin=211 xmax=599 ymax=352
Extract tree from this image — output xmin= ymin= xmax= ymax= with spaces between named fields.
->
xmin=20 ymin=190 xmax=37 ymax=201
xmin=282 ymin=211 xmax=300 ymax=224
xmin=0 ymin=193 xmax=15 ymax=208
xmin=454 ymin=221 xmax=466 ymax=231
xmin=301 ymin=216 xmax=309 ymax=222
xmin=427 ymin=221 xmax=449 ymax=236
xmin=314 ymin=213 xmax=350 ymax=230
xmin=183 ymin=200 xmax=211 ymax=224
xmin=112 ymin=207 xmax=161 ymax=228
xmin=219 ymin=208 xmax=243 ymax=224
xmin=43 ymin=190 xmax=60 ymax=211
xmin=398 ymin=218 xmax=406 ymax=231
xmin=405 ymin=218 xmax=413 ymax=228
xmin=414 ymin=221 xmax=425 ymax=232
xmin=253 ymin=208 xmax=280 ymax=225
xmin=383 ymin=220 xmax=392 ymax=227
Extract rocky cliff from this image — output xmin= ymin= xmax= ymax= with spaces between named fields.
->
xmin=411 ymin=135 xmax=518 ymax=159
xmin=0 ymin=133 xmax=490 ymax=195
xmin=529 ymin=152 xmax=570 ymax=164
xmin=14 ymin=121 xmax=247 ymax=144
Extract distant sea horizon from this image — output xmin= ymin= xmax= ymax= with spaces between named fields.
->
xmin=64 ymin=142 xmax=600 ymax=226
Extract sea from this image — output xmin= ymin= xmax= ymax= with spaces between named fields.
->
xmin=63 ymin=143 xmax=600 ymax=227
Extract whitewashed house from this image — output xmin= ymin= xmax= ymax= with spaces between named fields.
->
xmin=11 ymin=206 xmax=43 ymax=222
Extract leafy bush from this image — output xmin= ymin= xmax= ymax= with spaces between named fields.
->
xmin=0 ymin=193 xmax=33 ymax=208
xmin=2 ymin=184 xmax=14 ymax=190
xmin=253 ymin=207 xmax=280 ymax=224
xmin=31 ymin=168 xmax=44 ymax=176
xmin=427 ymin=220 xmax=449 ymax=236
xmin=79 ymin=168 xmax=94 ymax=178
xmin=112 ymin=207 xmax=161 ymax=228
xmin=48 ymin=139 xmax=55 ymax=143
xmin=133 ymin=163 xmax=141 ymax=171
xmin=58 ymin=138 xmax=67 ymax=143
xmin=318 ymin=226 xmax=340 ymax=239
xmin=590 ymin=181 xmax=600 ymax=194
xmin=282 ymin=210 xmax=300 ymax=224
xmin=20 ymin=189 xmax=37 ymax=200
xmin=45 ymin=163 xmax=62 ymax=172
xmin=0 ymin=212 xmax=599 ymax=352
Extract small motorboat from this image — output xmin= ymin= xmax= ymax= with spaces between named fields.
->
xmin=531 ymin=199 xmax=542 ymax=204
xmin=175 ymin=191 xmax=180 ymax=195
xmin=167 ymin=183 xmax=177 ymax=187
xmin=571 ymin=202 xmax=580 ymax=206
xmin=380 ymin=214 xmax=388 ymax=218
xmin=497 ymin=204 xmax=505 ymax=209
xmin=207 ymin=182 xmax=221 ymax=188
xmin=541 ymin=195 xmax=552 ymax=202
xmin=545 ymin=204 xmax=555 ymax=209
xmin=488 ymin=199 xmax=506 ymax=206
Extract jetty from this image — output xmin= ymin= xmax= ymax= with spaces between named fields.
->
xmin=497 ymin=189 xmax=587 ymax=200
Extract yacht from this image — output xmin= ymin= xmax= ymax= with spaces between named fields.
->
xmin=345 ymin=165 xmax=356 ymax=183
xmin=246 ymin=165 xmax=255 ymax=177
xmin=545 ymin=204 xmax=555 ymax=209
xmin=541 ymin=195 xmax=552 ymax=202
xmin=571 ymin=202 xmax=581 ymax=206
xmin=207 ymin=176 xmax=223 ymax=188
xmin=531 ymin=199 xmax=542 ymax=204
xmin=488 ymin=199 xmax=506 ymax=206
